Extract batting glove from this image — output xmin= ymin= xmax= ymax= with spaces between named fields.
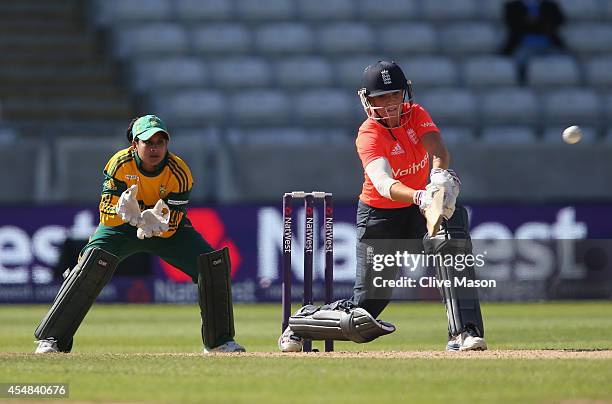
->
xmin=415 ymin=184 xmax=456 ymax=219
xmin=429 ymin=168 xmax=460 ymax=218
xmin=430 ymin=168 xmax=461 ymax=194
xmin=413 ymin=183 xmax=440 ymax=211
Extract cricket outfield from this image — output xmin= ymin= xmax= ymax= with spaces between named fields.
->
xmin=1 ymin=301 xmax=611 ymax=403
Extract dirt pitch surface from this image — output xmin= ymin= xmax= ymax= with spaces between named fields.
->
xmin=4 ymin=350 xmax=612 ymax=360
xmin=245 ymin=349 xmax=612 ymax=359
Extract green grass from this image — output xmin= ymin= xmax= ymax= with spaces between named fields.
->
xmin=1 ymin=302 xmax=612 ymax=403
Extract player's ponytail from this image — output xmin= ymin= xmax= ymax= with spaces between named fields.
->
xmin=126 ymin=118 xmax=138 ymax=143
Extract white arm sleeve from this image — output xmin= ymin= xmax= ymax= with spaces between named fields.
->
xmin=365 ymin=157 xmax=399 ymax=200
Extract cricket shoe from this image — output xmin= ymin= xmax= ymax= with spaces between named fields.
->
xmin=35 ymin=338 xmax=59 ymax=354
xmin=278 ymin=327 xmax=303 ymax=352
xmin=446 ymin=327 xmax=487 ymax=352
xmin=203 ymin=340 xmax=246 ymax=354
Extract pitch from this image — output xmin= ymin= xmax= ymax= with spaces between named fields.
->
xmin=1 ymin=302 xmax=611 ymax=403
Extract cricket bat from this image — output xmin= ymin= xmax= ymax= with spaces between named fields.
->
xmin=425 ymin=186 xmax=445 ymax=236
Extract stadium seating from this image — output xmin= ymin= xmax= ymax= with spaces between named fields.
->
xmin=217 ymin=140 xmax=362 ymax=202
xmin=527 ymin=55 xmax=581 ymax=88
xmin=55 ymin=137 xmax=125 ymax=202
xmin=254 ymin=24 xmax=315 ymax=55
xmin=0 ymin=125 xmax=17 ymax=143
xmin=336 ymin=56 xmax=382 ymax=88
xmin=175 ymin=0 xmax=234 ymax=21
xmin=235 ymin=0 xmax=295 ymax=21
xmin=225 ymin=127 xmax=349 ymax=145
xmin=92 ymin=0 xmax=170 ymax=25
xmin=449 ymin=142 xmax=612 ymax=201
xmin=0 ymin=0 xmax=133 ymax=138
xmin=294 ymin=89 xmax=354 ymax=125
xmin=297 ymin=0 xmax=354 ymax=20
xmin=276 ymin=57 xmax=333 ymax=88
xmin=605 ymin=92 xmax=612 ymax=124
xmin=481 ymin=126 xmax=538 ymax=144
xmin=480 ymin=88 xmax=539 ymax=126
xmin=379 ymin=24 xmax=438 ymax=54
xmin=543 ymin=89 xmax=602 ymax=126
xmin=112 ymin=24 xmax=189 ymax=58
xmin=462 ymin=56 xmax=518 ymax=87
xmin=231 ymin=90 xmax=291 ymax=126
xmin=131 ymin=58 xmax=207 ymax=92
xmin=439 ymin=23 xmax=499 ymax=55
xmin=318 ymin=24 xmax=375 ymax=54
xmin=171 ymin=128 xmax=222 ymax=147
xmin=191 ymin=24 xmax=251 ymax=55
xmin=92 ymin=0 xmax=612 ymax=149
xmin=356 ymin=0 xmax=419 ymax=20
xmin=419 ymin=89 xmax=478 ymax=126
xmin=210 ymin=57 xmax=270 ymax=88
xmin=558 ymin=0 xmax=601 ymax=20
xmin=3 ymin=0 xmax=612 ymax=203
xmin=563 ymin=23 xmax=612 ymax=54
xmin=585 ymin=57 xmax=612 ymax=87
xmin=421 ymin=0 xmax=480 ymax=21
xmin=162 ymin=137 xmax=212 ymax=201
xmin=606 ymin=1 xmax=612 ymax=19
xmin=149 ymin=90 xmax=226 ymax=125
xmin=0 ymin=139 xmax=49 ymax=203
xmin=226 ymin=128 xmax=308 ymax=144
xmin=480 ymin=0 xmax=508 ymax=20
xmin=439 ymin=126 xmax=476 ymax=144
xmin=401 ymin=56 xmax=458 ymax=87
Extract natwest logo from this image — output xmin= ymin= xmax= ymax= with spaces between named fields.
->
xmin=392 ymin=153 xmax=429 ymax=178
xmin=159 ymin=208 xmax=242 ymax=282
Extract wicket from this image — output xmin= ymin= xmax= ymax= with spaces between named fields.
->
xmin=282 ymin=191 xmax=334 ymax=352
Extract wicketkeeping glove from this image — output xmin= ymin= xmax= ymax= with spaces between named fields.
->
xmin=136 ymin=199 xmax=170 ymax=239
xmin=116 ymin=184 xmax=142 ymax=227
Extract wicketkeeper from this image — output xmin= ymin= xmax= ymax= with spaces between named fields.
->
xmin=279 ymin=61 xmax=487 ymax=352
xmin=35 ymin=115 xmax=245 ymax=354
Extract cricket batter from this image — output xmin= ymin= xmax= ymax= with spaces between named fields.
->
xmin=280 ymin=61 xmax=487 ymax=352
xmin=34 ymin=115 xmax=245 ymax=354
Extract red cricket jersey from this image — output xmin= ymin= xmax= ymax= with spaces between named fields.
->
xmin=356 ymin=103 xmax=439 ymax=209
